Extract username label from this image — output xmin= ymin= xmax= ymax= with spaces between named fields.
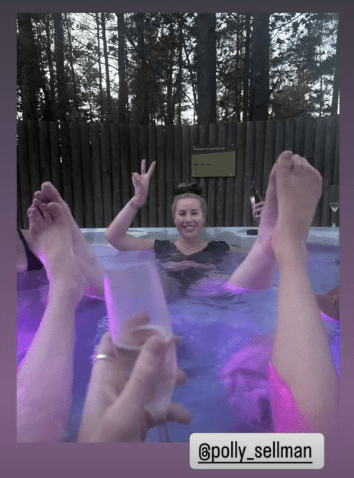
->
xmin=190 ymin=433 xmax=324 ymax=469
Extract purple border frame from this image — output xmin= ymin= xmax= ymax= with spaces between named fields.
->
xmin=1 ymin=2 xmax=353 ymax=477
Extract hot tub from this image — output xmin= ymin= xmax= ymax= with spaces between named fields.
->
xmin=17 ymin=227 xmax=340 ymax=442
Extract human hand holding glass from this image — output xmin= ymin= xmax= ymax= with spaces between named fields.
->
xmin=78 ymin=329 xmax=191 ymax=442
xmin=103 ymin=256 xmax=178 ymax=440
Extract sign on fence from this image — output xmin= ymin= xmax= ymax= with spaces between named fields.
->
xmin=191 ymin=145 xmax=236 ymax=177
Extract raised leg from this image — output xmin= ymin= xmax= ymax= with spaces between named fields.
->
xmin=32 ymin=182 xmax=104 ymax=298
xmin=270 ymin=152 xmax=338 ymax=434
xmin=17 ymin=202 xmax=88 ymax=442
xmin=227 ymin=161 xmax=278 ymax=291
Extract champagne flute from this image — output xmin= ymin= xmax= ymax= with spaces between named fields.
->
xmin=329 ymin=184 xmax=339 ymax=228
xmin=104 ymin=254 xmax=176 ymax=442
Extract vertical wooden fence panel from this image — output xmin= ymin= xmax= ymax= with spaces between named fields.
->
xmin=234 ymin=122 xmax=246 ymax=226
xmin=294 ymin=117 xmax=305 ymax=157
xmin=208 ymin=123 xmax=217 ymax=227
xmin=285 ymin=118 xmax=295 ymax=152
xmin=321 ymin=117 xmax=336 ymax=226
xmin=199 ymin=125 xmax=210 ymax=225
xmin=119 ymin=124 xmax=131 ymax=218
xmin=49 ymin=122 xmax=62 ymax=195
xmin=190 ymin=124 xmax=201 ymax=198
xmin=304 ymin=116 xmax=316 ymax=165
xmin=71 ymin=122 xmax=84 ymax=226
xmin=313 ymin=118 xmax=326 ymax=226
xmin=148 ymin=125 xmax=157 ymax=227
xmin=60 ymin=122 xmax=73 ymax=213
xmin=216 ymin=123 xmax=227 ymax=227
xmin=225 ymin=123 xmax=236 ymax=227
xmin=17 ymin=121 xmax=31 ymax=228
xmin=81 ymin=123 xmax=94 ymax=227
xmin=156 ymin=126 xmax=166 ymax=227
xmin=39 ymin=121 xmax=51 ymax=182
xmin=165 ymin=126 xmax=174 ymax=227
xmin=110 ymin=124 xmax=121 ymax=222
xmin=254 ymin=120 xmax=265 ymax=223
xmin=181 ymin=125 xmax=191 ymax=184
xmin=27 ymin=120 xmax=41 ymax=195
xmin=138 ymin=125 xmax=148 ymax=227
xmin=243 ymin=121 xmax=255 ymax=226
xmin=129 ymin=125 xmax=140 ymax=227
xmin=173 ymin=125 xmax=182 ymax=191
xmin=274 ymin=120 xmax=285 ymax=159
xmin=101 ymin=123 xmax=112 ymax=227
xmin=263 ymin=120 xmax=275 ymax=198
xmin=91 ymin=123 xmax=103 ymax=227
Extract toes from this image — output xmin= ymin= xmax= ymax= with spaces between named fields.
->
xmin=27 ymin=205 xmax=34 ymax=217
xmin=29 ymin=205 xmax=44 ymax=223
xmin=276 ymin=150 xmax=294 ymax=167
xmin=34 ymin=191 xmax=47 ymax=203
xmin=32 ymin=198 xmax=42 ymax=208
xmin=41 ymin=182 xmax=61 ymax=202
xmin=292 ymin=154 xmax=306 ymax=170
xmin=46 ymin=201 xmax=64 ymax=220
xmin=38 ymin=203 xmax=54 ymax=222
xmin=28 ymin=214 xmax=42 ymax=234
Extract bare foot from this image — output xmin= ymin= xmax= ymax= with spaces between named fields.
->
xmin=32 ymin=182 xmax=104 ymax=298
xmin=271 ymin=151 xmax=323 ymax=255
xmin=256 ymin=163 xmax=277 ymax=258
xmin=28 ymin=202 xmax=88 ymax=304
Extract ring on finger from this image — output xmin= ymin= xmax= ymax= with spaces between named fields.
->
xmin=92 ymin=353 xmax=117 ymax=364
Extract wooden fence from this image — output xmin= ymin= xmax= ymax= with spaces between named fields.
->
xmin=17 ymin=116 xmax=339 ymax=229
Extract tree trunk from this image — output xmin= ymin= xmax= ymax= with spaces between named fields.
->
xmin=242 ymin=14 xmax=251 ymax=121
xmin=96 ymin=13 xmax=104 ymax=122
xmin=44 ymin=14 xmax=56 ymax=120
xmin=17 ymin=13 xmax=41 ymax=120
xmin=135 ymin=13 xmax=149 ymax=124
xmin=117 ymin=13 xmax=127 ymax=123
xmin=234 ymin=16 xmax=241 ymax=122
xmin=197 ymin=13 xmax=216 ymax=125
xmin=65 ymin=13 xmax=80 ymax=120
xmin=53 ymin=13 xmax=68 ymax=121
xmin=331 ymin=22 xmax=339 ymax=116
xmin=250 ymin=13 xmax=270 ymax=121
xmin=101 ymin=13 xmax=112 ymax=122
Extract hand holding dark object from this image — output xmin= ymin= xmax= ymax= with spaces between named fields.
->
xmin=252 ymin=201 xmax=265 ymax=225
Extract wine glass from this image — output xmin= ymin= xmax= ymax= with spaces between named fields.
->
xmin=329 ymin=185 xmax=339 ymax=228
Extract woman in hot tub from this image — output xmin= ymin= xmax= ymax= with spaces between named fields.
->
xmin=105 ymin=159 xmax=278 ymax=296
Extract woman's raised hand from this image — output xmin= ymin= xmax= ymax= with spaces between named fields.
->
xmin=132 ymin=159 xmax=156 ymax=207
xmin=252 ymin=201 xmax=264 ymax=225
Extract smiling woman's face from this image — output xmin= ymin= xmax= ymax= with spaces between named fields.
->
xmin=173 ymin=197 xmax=205 ymax=240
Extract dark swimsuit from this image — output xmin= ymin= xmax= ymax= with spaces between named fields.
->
xmin=154 ymin=240 xmax=230 ymax=293
xmin=17 ymin=229 xmax=43 ymax=271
